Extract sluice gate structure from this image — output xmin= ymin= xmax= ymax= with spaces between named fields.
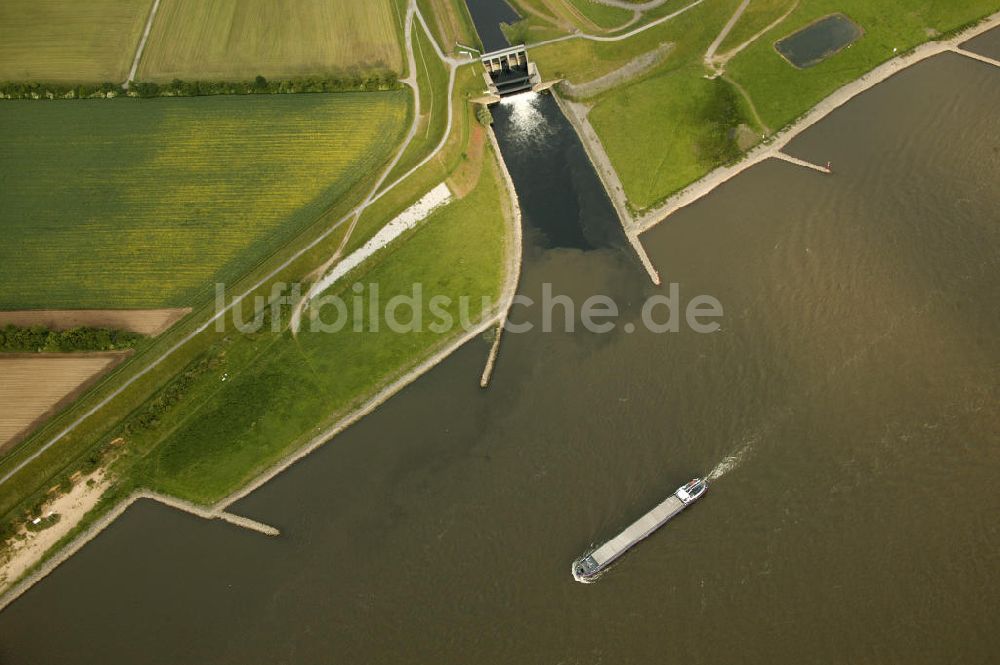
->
xmin=476 ymin=45 xmax=558 ymax=103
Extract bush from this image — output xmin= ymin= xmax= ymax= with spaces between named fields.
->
xmin=0 ymin=324 xmax=144 ymax=353
xmin=476 ymin=104 xmax=494 ymax=126
xmin=0 ymin=69 xmax=402 ymax=101
xmin=698 ymin=78 xmax=746 ymax=164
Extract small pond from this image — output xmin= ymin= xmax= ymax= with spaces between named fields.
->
xmin=775 ymin=13 xmax=863 ymax=68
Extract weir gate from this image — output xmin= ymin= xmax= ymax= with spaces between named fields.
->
xmin=476 ymin=45 xmax=558 ymax=103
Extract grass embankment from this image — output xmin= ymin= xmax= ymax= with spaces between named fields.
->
xmin=37 ymin=66 xmax=504 ymax=506
xmin=0 ymin=93 xmax=407 ymax=309
xmin=529 ymin=0 xmax=1000 ymax=212
xmin=386 ymin=22 xmax=452 ymax=185
xmin=533 ymin=0 xmax=752 ymax=209
xmin=0 ymin=0 xmax=152 ymax=83
xmin=0 ymin=59 xmax=506 ymax=539
xmin=137 ymin=0 xmax=402 ymax=81
xmin=725 ymin=0 xmax=1000 ymax=130
xmin=716 ymin=0 xmax=798 ymax=54
xmin=505 ymin=0 xmax=634 ymax=41
xmin=417 ymin=0 xmax=482 ymax=51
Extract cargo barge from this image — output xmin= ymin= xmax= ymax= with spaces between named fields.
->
xmin=573 ymin=478 xmax=708 ymax=582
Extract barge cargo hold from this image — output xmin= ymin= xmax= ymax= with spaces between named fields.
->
xmin=573 ymin=478 xmax=707 ymax=582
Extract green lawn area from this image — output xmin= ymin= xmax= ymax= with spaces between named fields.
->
xmin=0 ymin=0 xmax=153 ymax=83
xmin=137 ymin=0 xmax=403 ymax=81
xmin=726 ymin=0 xmax=1000 ymax=130
xmin=385 ymin=19 xmax=452 ymax=185
xmin=564 ymin=0 xmax=635 ymax=29
xmin=534 ymin=0 xmax=999 ymax=211
xmin=417 ymin=0 xmax=482 ymax=52
xmin=504 ymin=0 xmax=618 ymax=44
xmin=0 ymin=92 xmax=408 ymax=309
xmin=589 ymin=63 xmax=756 ymax=209
xmin=716 ymin=0 xmax=797 ymax=54
xmin=122 ymin=148 xmax=508 ymax=504
xmin=0 ymin=63 xmax=507 ymax=533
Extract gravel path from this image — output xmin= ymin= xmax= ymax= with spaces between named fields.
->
xmin=123 ymin=0 xmax=162 ymax=88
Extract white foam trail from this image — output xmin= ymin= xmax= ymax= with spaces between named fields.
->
xmin=498 ymin=92 xmax=553 ymax=146
xmin=707 ymin=432 xmax=758 ymax=481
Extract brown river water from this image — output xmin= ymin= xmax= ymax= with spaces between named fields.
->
xmin=1 ymin=48 xmax=998 ymax=664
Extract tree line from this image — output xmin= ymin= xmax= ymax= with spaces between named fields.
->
xmin=0 ymin=69 xmax=402 ymax=101
xmin=0 ymin=324 xmax=144 ymax=353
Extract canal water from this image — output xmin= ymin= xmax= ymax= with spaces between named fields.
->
xmin=1 ymin=42 xmax=999 ymax=665
xmin=464 ymin=0 xmax=520 ymax=53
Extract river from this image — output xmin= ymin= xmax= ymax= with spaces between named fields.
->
xmin=1 ymin=32 xmax=998 ymax=665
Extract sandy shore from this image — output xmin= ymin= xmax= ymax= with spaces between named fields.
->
xmin=0 ymin=470 xmax=109 ymax=592
xmin=634 ymin=11 xmax=1000 ymax=234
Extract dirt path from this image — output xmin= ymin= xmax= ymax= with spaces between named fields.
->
xmin=704 ymin=0 xmax=750 ymax=68
xmin=124 ymin=0 xmax=162 ymax=88
xmin=290 ymin=3 xmax=468 ymax=334
xmin=725 ymin=74 xmax=770 ymax=134
xmin=714 ymin=1 xmax=799 ymax=65
xmin=529 ymin=0 xmax=707 ymax=47
xmin=590 ymin=0 xmax=673 ymax=10
xmin=0 ymin=0 xmax=470 ymax=488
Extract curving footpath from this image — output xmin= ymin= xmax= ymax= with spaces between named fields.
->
xmin=0 ymin=0 xmax=474 ymax=493
xmin=0 ymin=0 xmax=526 ymax=607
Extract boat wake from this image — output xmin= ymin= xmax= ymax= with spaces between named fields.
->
xmin=571 ymin=556 xmax=602 ymax=584
xmin=707 ymin=431 xmax=758 ymax=481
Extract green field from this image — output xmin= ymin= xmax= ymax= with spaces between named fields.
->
xmin=716 ymin=0 xmax=797 ymax=54
xmin=386 ymin=20 xmax=452 ymax=185
xmin=0 ymin=92 xmax=408 ymax=309
xmin=137 ymin=0 xmax=404 ymax=81
xmin=535 ymin=0 xmax=1000 ymax=211
xmin=726 ymin=0 xmax=1000 ymax=130
xmin=0 ymin=0 xmax=152 ymax=83
xmin=417 ymin=0 xmax=482 ymax=52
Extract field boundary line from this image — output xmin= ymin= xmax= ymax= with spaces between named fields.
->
xmin=124 ymin=0 xmax=163 ymax=88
